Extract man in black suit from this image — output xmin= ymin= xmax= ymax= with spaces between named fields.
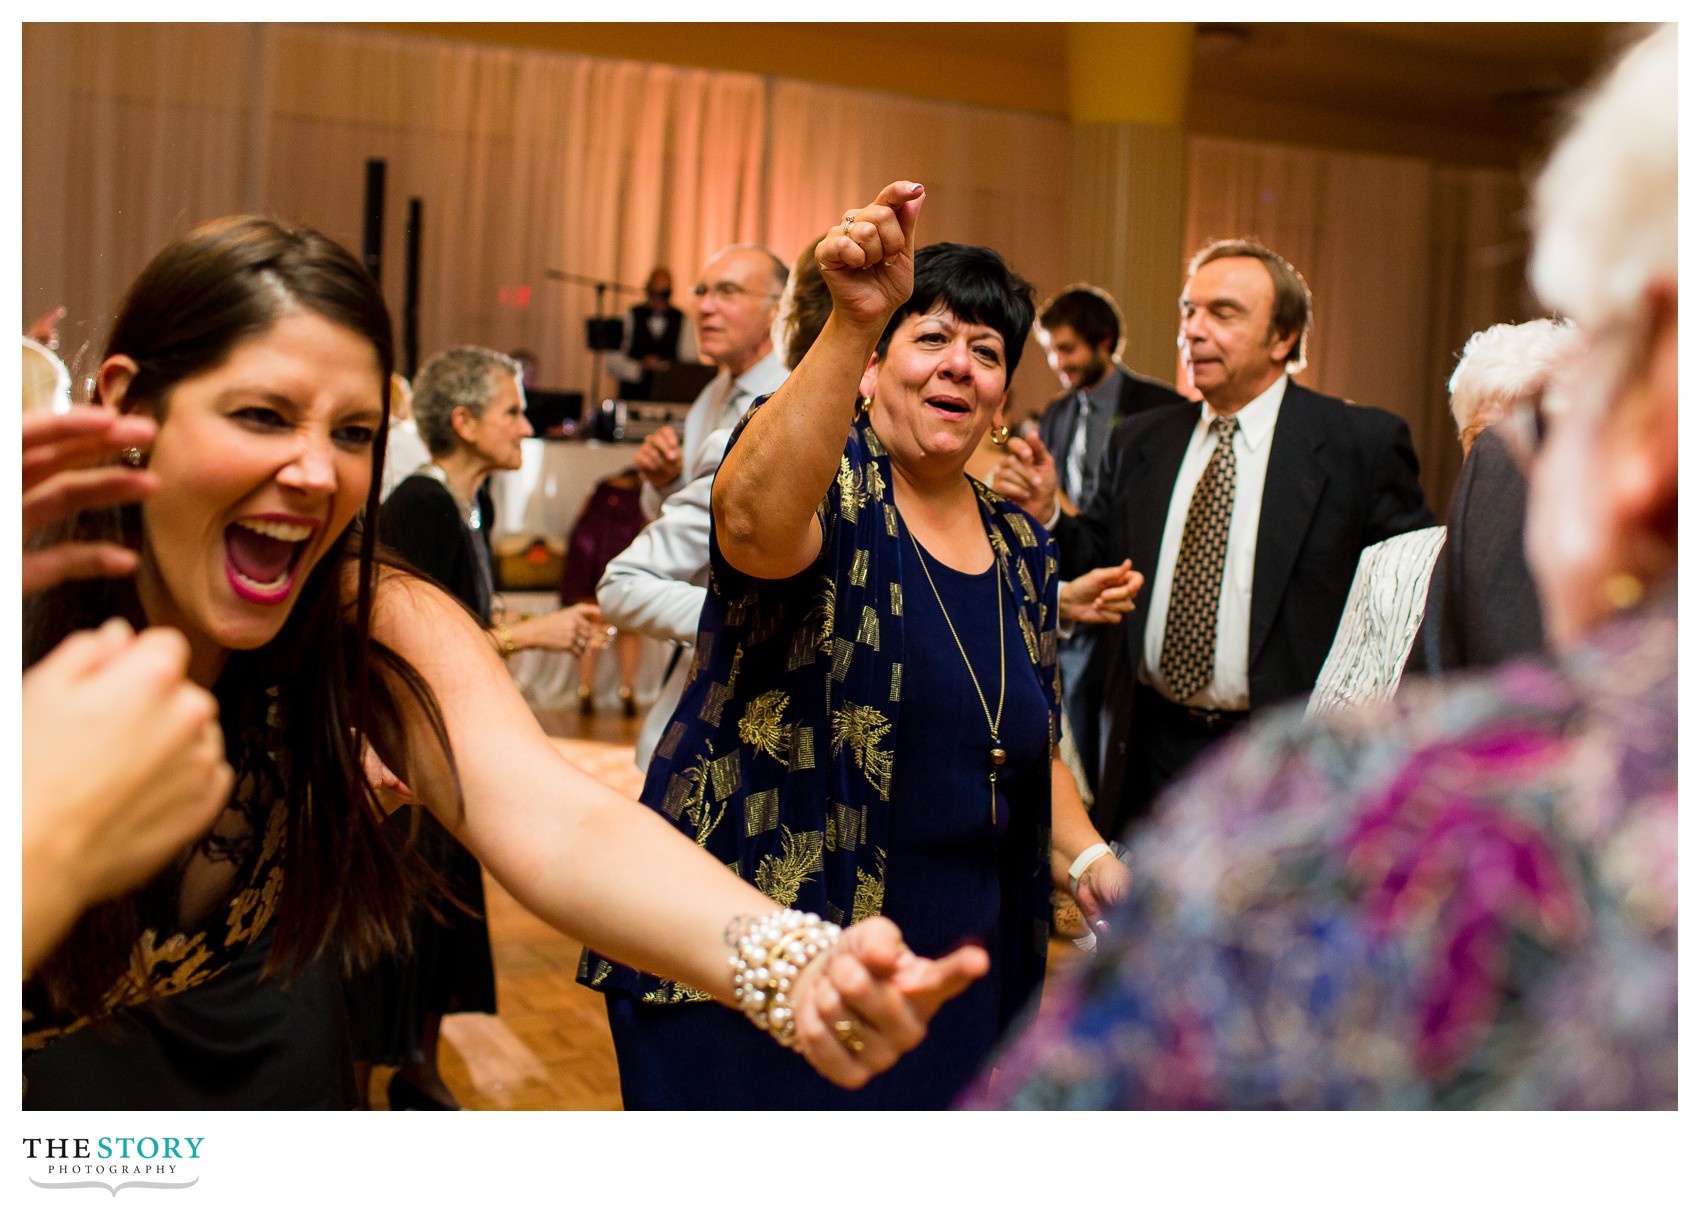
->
xmin=1000 ymin=240 xmax=1434 ymax=838
xmin=995 ymin=286 xmax=1186 ymax=796
xmin=608 ymin=267 xmax=692 ymax=401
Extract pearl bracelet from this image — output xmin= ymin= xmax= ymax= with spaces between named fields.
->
xmin=729 ymin=908 xmax=841 ymax=1050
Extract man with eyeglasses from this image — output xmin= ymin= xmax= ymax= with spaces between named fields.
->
xmin=600 ymin=243 xmax=791 ymax=770
xmin=631 ymin=245 xmax=790 ymax=519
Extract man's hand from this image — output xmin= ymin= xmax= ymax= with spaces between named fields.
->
xmin=1060 ymin=560 xmax=1144 ymax=625
xmin=989 ymin=431 xmax=1060 ymax=521
xmin=634 ymin=424 xmax=684 ymax=489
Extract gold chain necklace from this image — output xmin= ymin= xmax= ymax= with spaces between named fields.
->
xmin=905 ymin=522 xmax=1007 ymax=824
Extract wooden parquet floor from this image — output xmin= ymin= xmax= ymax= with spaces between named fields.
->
xmin=369 ymin=703 xmax=1084 ymax=1111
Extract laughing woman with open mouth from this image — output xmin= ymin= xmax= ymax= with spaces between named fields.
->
xmin=21 ymin=215 xmax=984 ymax=1108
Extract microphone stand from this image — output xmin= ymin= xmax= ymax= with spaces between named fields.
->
xmin=544 ymin=269 xmax=646 ymax=414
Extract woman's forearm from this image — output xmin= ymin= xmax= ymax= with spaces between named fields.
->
xmin=712 ymin=312 xmax=881 ymax=580
xmin=1049 ymin=751 xmax=1109 ymax=890
xmin=460 ymin=737 xmax=774 ymax=1001
xmin=373 ymin=572 xmax=771 ymax=1003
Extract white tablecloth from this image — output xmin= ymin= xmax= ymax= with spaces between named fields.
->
xmin=487 ymin=438 xmax=641 ymax=539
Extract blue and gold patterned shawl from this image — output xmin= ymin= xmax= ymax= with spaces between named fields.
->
xmin=581 ymin=400 xmax=1060 ymax=1019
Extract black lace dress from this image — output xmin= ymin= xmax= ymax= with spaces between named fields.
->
xmin=23 ymin=692 xmax=360 ymax=1109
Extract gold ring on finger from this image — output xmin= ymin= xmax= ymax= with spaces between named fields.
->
xmin=832 ymin=1018 xmax=865 ymax=1055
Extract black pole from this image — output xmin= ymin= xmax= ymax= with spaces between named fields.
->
xmin=362 ymin=158 xmax=387 ymax=285
xmin=403 ymin=197 xmax=422 ymax=378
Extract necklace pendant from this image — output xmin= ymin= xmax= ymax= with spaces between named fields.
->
xmin=988 ymin=768 xmax=998 ymax=825
xmin=990 ymin=745 xmax=1007 ymax=767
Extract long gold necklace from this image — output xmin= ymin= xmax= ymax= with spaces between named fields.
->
xmin=906 ymin=522 xmax=1007 ymax=824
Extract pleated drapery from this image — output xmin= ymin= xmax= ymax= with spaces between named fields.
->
xmin=24 ymin=24 xmax=1530 ymax=505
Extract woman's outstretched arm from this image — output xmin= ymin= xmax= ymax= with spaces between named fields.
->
xmin=368 ymin=570 xmax=985 ymax=1086
xmin=712 ymin=180 xmax=924 ymax=581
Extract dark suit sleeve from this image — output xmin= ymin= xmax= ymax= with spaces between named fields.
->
xmin=1051 ymin=426 xmax=1124 ymax=579
xmin=1406 ymin=428 xmax=1542 ymax=676
xmin=1360 ymin=409 xmax=1436 ymax=543
xmin=1035 ymin=391 xmax=1070 ymax=479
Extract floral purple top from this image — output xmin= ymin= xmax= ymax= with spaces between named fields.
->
xmin=973 ymin=588 xmax=1676 ymax=1109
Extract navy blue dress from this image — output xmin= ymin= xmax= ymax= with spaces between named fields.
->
xmin=606 ymin=528 xmax=1049 ymax=1109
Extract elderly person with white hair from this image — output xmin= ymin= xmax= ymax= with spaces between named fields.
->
xmin=1310 ymin=317 xmax=1587 ymax=712
xmin=1403 ymin=319 xmax=1586 ymax=678
xmin=974 ymin=23 xmax=1676 ymax=1109
xmin=1449 ymin=319 xmax=1580 ymax=456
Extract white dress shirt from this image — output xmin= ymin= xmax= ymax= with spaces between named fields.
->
xmin=1141 ymin=375 xmax=1288 ymax=710
xmin=605 ymin=349 xmax=790 ymax=768
xmin=639 ymin=349 xmax=788 ymax=520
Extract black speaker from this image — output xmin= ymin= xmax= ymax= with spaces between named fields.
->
xmin=524 ymin=389 xmax=585 ymax=437
xmin=362 ymin=159 xmax=387 ymax=284
xmin=402 ymin=197 xmax=422 ymax=377
xmin=585 ymin=317 xmax=624 ymax=352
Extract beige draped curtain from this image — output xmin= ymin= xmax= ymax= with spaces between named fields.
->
xmin=1186 ymin=136 xmax=1532 ymax=509
xmin=23 ymin=24 xmax=1529 ymax=506
xmin=22 ymin=23 xmax=1068 ymax=410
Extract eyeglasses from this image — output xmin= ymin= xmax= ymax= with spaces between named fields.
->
xmin=692 ymin=281 xmax=779 ymax=303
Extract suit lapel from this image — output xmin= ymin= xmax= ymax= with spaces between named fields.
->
xmin=1249 ymin=387 xmax=1327 ymax=669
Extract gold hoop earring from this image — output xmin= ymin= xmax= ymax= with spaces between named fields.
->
xmin=989 ymin=424 xmax=1011 ymax=447
xmin=1602 ymin=572 xmax=1645 ymax=611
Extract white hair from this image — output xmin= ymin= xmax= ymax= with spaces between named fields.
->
xmin=1530 ymin=24 xmax=1675 ymax=327
xmin=1448 ymin=318 xmax=1582 ymax=436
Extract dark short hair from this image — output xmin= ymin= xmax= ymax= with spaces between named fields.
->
xmin=1188 ymin=238 xmax=1313 ymax=371
xmin=875 ymin=242 xmax=1036 ymax=383
xmin=1039 ymin=285 xmax=1123 ymax=355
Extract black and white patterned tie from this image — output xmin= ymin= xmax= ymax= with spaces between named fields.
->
xmin=1160 ymin=415 xmax=1238 ymax=701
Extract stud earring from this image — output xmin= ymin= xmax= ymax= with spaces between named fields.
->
xmin=989 ymin=424 xmax=1011 ymax=446
xmin=856 ymin=395 xmax=873 ymax=417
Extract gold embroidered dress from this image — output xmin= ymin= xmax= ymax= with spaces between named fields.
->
xmin=581 ymin=402 xmax=1060 ymax=1025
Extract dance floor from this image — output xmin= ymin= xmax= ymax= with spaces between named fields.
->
xmin=388 ymin=704 xmax=1083 ymax=1111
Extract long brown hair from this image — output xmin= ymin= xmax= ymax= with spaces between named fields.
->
xmin=26 ymin=216 xmax=458 ymax=1017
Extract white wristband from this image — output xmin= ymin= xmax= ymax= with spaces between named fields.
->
xmin=1043 ymin=499 xmax=1062 ymax=530
xmin=1068 ymin=842 xmax=1114 ymax=895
